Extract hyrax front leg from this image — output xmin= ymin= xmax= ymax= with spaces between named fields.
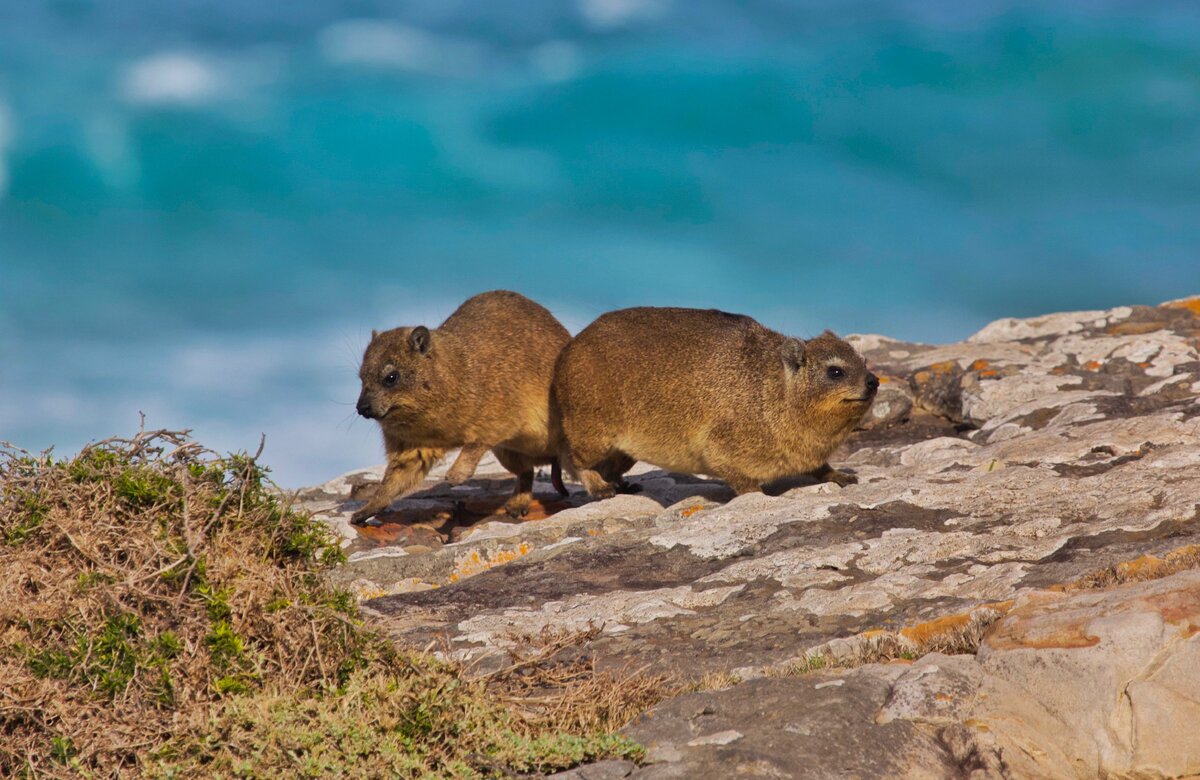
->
xmin=444 ymin=443 xmax=489 ymax=485
xmin=811 ymin=462 xmax=857 ymax=487
xmin=505 ymin=469 xmax=536 ymax=518
xmin=350 ymin=446 xmax=443 ymax=525
xmin=492 ymin=447 xmax=538 ymax=517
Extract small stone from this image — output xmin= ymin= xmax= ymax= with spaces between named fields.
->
xmin=687 ymin=729 xmax=743 ymax=747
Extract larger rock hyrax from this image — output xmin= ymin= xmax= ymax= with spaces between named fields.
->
xmin=552 ymin=307 xmax=878 ymax=498
xmin=353 ymin=290 xmax=570 ymax=524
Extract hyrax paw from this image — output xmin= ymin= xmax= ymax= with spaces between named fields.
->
xmin=504 ymin=496 xmax=532 ymax=519
xmin=615 ymin=481 xmax=643 ymax=495
xmin=350 ymin=507 xmax=378 ymax=526
xmin=821 ymin=469 xmax=858 ymax=487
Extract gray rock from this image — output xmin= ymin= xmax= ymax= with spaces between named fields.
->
xmin=295 ymin=297 xmax=1200 ymax=778
xmin=547 ymin=759 xmax=638 ymax=779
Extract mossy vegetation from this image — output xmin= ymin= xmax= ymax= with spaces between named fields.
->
xmin=0 ymin=430 xmax=652 ymax=778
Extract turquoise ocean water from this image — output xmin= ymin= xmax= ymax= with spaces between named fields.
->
xmin=1 ymin=1 xmax=1198 ymax=485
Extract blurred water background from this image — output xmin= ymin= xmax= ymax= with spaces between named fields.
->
xmin=1 ymin=0 xmax=1198 ymax=485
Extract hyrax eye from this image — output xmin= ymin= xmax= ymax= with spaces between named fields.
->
xmin=826 ymin=366 xmax=846 ymax=380
xmin=383 ymin=371 xmax=399 ymax=387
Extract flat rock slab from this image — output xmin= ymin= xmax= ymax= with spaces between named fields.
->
xmin=623 ymin=569 xmax=1200 ymax=779
xmin=296 ymin=298 xmax=1200 ymax=778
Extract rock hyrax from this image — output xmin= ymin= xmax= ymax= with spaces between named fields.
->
xmin=552 ymin=307 xmax=878 ymax=498
xmin=354 ymin=290 xmax=570 ymax=524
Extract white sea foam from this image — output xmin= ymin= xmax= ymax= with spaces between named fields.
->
xmin=577 ymin=0 xmax=671 ymax=29
xmin=121 ymin=52 xmax=223 ymax=105
xmin=316 ymin=19 xmax=483 ymax=75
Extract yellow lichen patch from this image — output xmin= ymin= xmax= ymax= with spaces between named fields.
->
xmin=898 ymin=602 xmax=1014 ymax=650
xmin=679 ymin=504 xmax=706 ymax=518
xmin=929 ymin=360 xmax=959 ymax=374
xmin=1107 ymin=321 xmax=1166 ymax=336
xmin=1064 ymin=544 xmax=1200 ymax=592
xmin=985 ymin=622 xmax=1100 ymax=652
xmin=1163 ymin=296 xmax=1200 ymax=316
xmin=355 ymin=585 xmax=388 ymax=601
xmin=449 ymin=543 xmax=533 ymax=583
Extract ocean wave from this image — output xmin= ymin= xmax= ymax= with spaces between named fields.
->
xmin=577 ymin=0 xmax=672 ymax=29
xmin=316 ymin=19 xmax=485 ymax=76
xmin=120 ymin=52 xmax=224 ymax=105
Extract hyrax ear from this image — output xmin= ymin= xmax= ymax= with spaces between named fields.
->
xmin=371 ymin=328 xmax=379 ymax=339
xmin=822 ymin=329 xmax=840 ymax=339
xmin=409 ymin=326 xmax=432 ymax=355
xmin=782 ymin=338 xmax=806 ymax=372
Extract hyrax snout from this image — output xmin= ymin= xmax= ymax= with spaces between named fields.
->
xmin=353 ymin=290 xmax=570 ymax=524
xmin=552 ymin=307 xmax=877 ymax=498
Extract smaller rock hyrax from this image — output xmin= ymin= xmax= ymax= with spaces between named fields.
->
xmin=552 ymin=307 xmax=878 ymax=498
xmin=353 ymin=290 xmax=570 ymax=524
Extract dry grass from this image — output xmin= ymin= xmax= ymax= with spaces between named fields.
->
xmin=482 ymin=626 xmax=672 ymax=735
xmin=768 ymin=607 xmax=1007 ymax=678
xmin=0 ymin=430 xmax=650 ymax=779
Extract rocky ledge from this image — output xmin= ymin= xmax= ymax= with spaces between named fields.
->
xmin=295 ymin=298 xmax=1200 ymax=779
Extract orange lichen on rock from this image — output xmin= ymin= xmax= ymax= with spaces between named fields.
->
xmin=1162 ymin=296 xmax=1200 ymax=316
xmin=448 ymin=542 xmax=533 ymax=583
xmin=679 ymin=504 xmax=706 ymax=518
xmin=984 ymin=614 xmax=1101 ymax=652
xmin=1064 ymin=544 xmax=1200 ymax=592
xmin=899 ymin=602 xmax=1013 ymax=648
xmin=969 ymin=359 xmax=991 ymax=371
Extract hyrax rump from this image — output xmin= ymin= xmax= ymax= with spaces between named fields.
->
xmin=353 ymin=290 xmax=570 ymax=524
xmin=552 ymin=307 xmax=879 ymax=498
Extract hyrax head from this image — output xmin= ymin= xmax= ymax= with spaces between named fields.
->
xmin=356 ymin=326 xmax=437 ymax=424
xmin=782 ymin=330 xmax=879 ymax=415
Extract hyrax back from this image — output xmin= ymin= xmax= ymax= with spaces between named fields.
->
xmin=354 ymin=290 xmax=570 ymax=523
xmin=553 ymin=307 xmax=878 ymax=498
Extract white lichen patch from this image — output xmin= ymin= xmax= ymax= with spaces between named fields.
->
xmin=967 ymin=308 xmax=1114 ymax=343
xmin=454 ymin=584 xmax=745 ymax=647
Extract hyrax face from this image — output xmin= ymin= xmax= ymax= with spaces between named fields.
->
xmin=356 ymin=326 xmax=435 ymax=425
xmin=787 ymin=331 xmax=879 ymax=418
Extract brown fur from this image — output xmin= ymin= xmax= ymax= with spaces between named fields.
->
xmin=552 ymin=307 xmax=878 ymax=498
xmin=353 ymin=291 xmax=570 ymax=523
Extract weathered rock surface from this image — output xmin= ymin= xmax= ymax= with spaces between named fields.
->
xmin=296 ymin=298 xmax=1200 ymax=778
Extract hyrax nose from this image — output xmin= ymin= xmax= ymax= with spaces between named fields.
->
xmin=866 ymin=373 xmax=880 ymax=394
xmin=356 ymin=396 xmax=374 ymax=419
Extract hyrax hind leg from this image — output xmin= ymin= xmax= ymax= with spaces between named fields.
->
xmin=444 ymin=443 xmax=489 ymax=485
xmin=811 ymin=462 xmax=857 ymax=487
xmin=564 ymin=441 xmax=625 ymax=501
xmin=351 ymin=445 xmax=444 ymax=525
xmin=491 ymin=447 xmax=538 ymax=518
xmin=598 ymin=452 xmax=641 ymax=494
